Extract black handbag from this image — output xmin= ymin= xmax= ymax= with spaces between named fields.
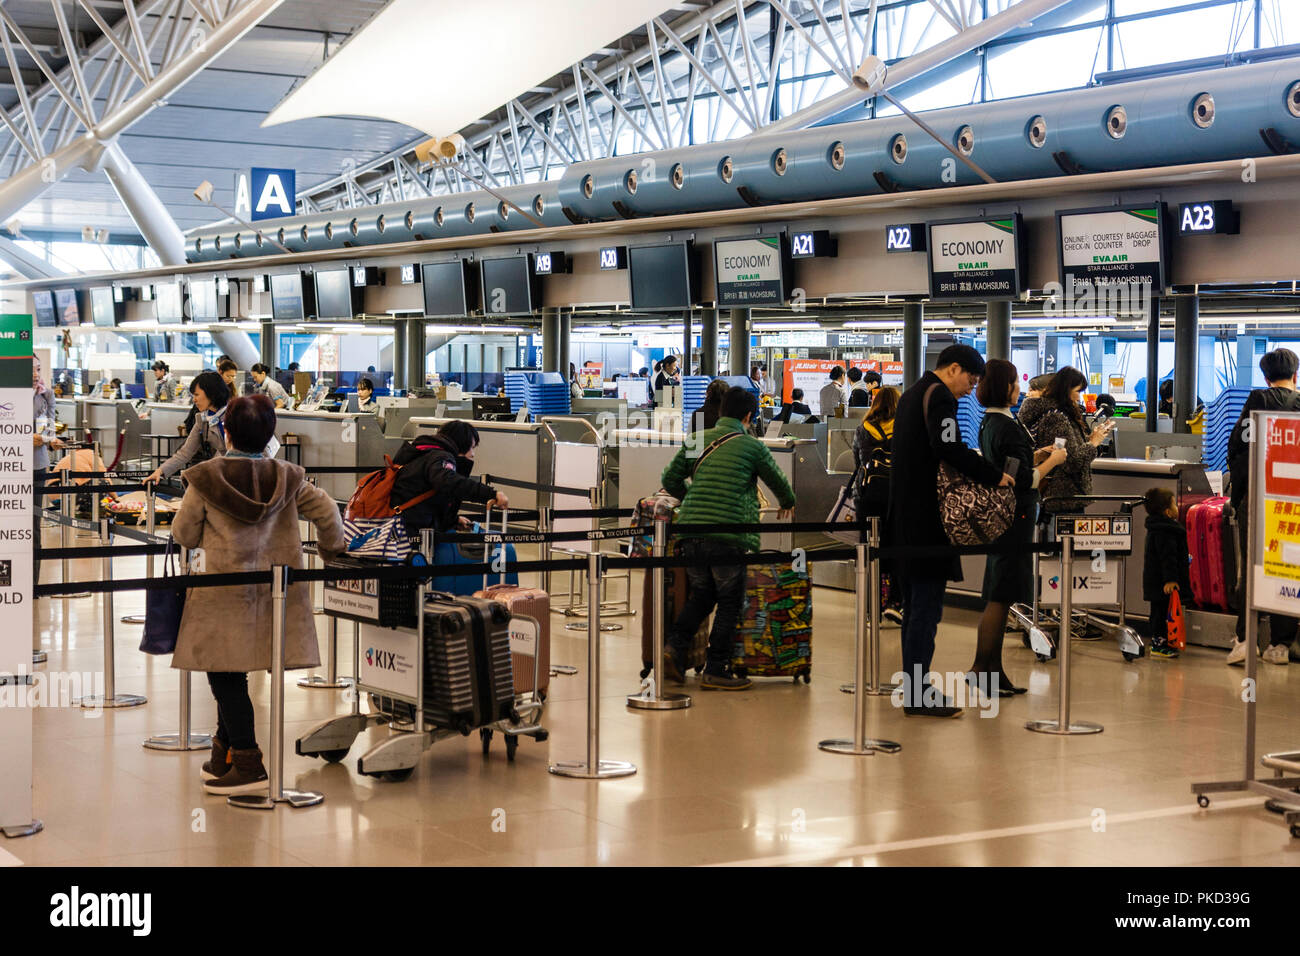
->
xmin=140 ymin=538 xmax=186 ymax=655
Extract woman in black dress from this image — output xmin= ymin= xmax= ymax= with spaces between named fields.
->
xmin=970 ymin=360 xmax=1067 ymax=697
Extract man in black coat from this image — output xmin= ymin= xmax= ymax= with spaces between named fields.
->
xmin=888 ymin=345 xmax=1012 ymax=716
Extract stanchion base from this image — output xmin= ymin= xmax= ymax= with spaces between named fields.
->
xmin=79 ymin=694 xmax=147 ymax=709
xmin=1025 ymin=719 xmax=1104 ymax=736
xmin=143 ymin=732 xmax=212 ymax=752
xmin=839 ymin=682 xmax=899 ymax=696
xmin=548 ymin=759 xmax=637 ymax=779
xmin=626 ymin=692 xmax=691 ymax=711
xmin=120 ymin=615 xmax=145 ymax=625
xmin=297 ymin=675 xmax=354 ymax=690
xmin=564 ymin=621 xmax=621 ymax=632
xmin=228 ymin=789 xmax=325 ymax=810
xmin=818 ymin=736 xmax=902 ymax=755
xmin=31 ymin=651 xmax=46 ymax=665
xmin=550 ymin=664 xmax=579 ymax=676
xmin=1 ymin=819 xmax=43 ymax=839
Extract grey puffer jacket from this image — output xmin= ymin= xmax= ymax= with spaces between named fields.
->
xmin=1027 ymin=405 xmax=1097 ymax=511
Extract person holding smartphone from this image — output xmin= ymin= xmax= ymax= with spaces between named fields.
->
xmin=1025 ymin=366 xmax=1111 ymax=514
xmin=970 ymin=360 xmax=1067 ymax=698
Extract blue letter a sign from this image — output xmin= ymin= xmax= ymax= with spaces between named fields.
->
xmin=250 ymin=167 xmax=296 ymax=221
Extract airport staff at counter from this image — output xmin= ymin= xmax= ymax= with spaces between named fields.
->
xmin=356 ymin=377 xmax=378 ymax=413
xmin=251 ymin=364 xmax=290 ymax=409
xmin=819 ymin=366 xmax=847 ymax=418
xmin=149 ymin=360 xmax=178 ymax=403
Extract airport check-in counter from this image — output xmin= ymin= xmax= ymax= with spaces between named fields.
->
xmin=74 ymin=399 xmax=149 ymax=463
xmin=1110 ymin=417 xmax=1203 ymax=462
xmin=379 ymin=399 xmax=442 ymax=439
xmin=54 ymin=397 xmax=82 ymax=437
xmin=406 ymin=417 xmax=557 ymax=512
xmin=951 ymin=458 xmax=1217 ymax=637
xmin=274 ymin=410 xmax=402 ymax=502
xmin=612 ymin=430 xmax=841 ymax=554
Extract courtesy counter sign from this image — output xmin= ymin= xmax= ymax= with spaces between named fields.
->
xmin=927 ymin=215 xmax=1023 ymax=300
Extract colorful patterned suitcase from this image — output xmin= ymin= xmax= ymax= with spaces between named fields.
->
xmin=731 ymin=561 xmax=813 ymax=683
xmin=1188 ymin=496 xmax=1230 ymax=611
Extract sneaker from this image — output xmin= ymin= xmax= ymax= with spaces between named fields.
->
xmin=883 ymin=607 xmax=903 ymax=626
xmin=699 ymin=671 xmax=752 ymax=691
xmin=200 ymin=736 xmax=230 ymax=782
xmin=1263 ymin=644 xmax=1291 ymax=666
xmin=660 ymin=646 xmax=685 ymax=684
xmin=1150 ymin=643 xmax=1180 ymax=660
xmin=203 ymin=748 xmax=269 ymax=796
xmin=1225 ymin=638 xmax=1249 ymax=667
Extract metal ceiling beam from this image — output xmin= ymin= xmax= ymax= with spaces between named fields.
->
xmin=0 ymin=235 xmax=66 ymax=279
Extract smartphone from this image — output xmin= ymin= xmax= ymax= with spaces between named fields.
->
xmin=1005 ymin=457 xmax=1021 ymax=480
xmin=1054 ymin=437 xmax=1067 ymax=449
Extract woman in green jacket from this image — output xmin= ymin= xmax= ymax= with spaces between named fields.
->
xmin=971 ymin=360 xmax=1066 ymax=698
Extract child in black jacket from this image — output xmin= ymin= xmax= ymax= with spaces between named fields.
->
xmin=1143 ymin=487 xmax=1192 ymax=659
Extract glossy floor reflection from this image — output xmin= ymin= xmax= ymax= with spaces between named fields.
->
xmin=14 ymin=528 xmax=1300 ymax=867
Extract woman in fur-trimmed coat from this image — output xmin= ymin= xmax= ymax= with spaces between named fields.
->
xmin=170 ymin=394 xmax=345 ymax=795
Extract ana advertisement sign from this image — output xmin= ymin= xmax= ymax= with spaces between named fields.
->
xmin=927 ymin=215 xmax=1023 ymax=300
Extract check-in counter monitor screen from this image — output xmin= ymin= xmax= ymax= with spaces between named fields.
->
xmin=314 ymin=268 xmax=356 ymax=319
xmin=629 ymin=242 xmax=696 ymax=310
xmin=54 ymin=288 xmax=81 ymax=326
xmin=617 ymin=377 xmax=650 ymax=406
xmin=422 ymin=260 xmax=474 ymax=318
xmin=90 ymin=286 xmax=118 ymax=327
xmin=155 ymin=282 xmax=184 ymax=324
xmin=479 ymin=256 xmax=536 ymax=317
xmin=270 ymin=272 xmax=310 ymax=323
xmin=32 ymin=290 xmax=55 ymax=328
xmin=189 ymin=278 xmax=219 ymax=322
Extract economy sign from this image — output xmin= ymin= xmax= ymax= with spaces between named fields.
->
xmin=927 ymin=215 xmax=1023 ymax=300
xmin=714 ymin=235 xmax=788 ymax=306
xmin=1057 ymin=204 xmax=1166 ymax=289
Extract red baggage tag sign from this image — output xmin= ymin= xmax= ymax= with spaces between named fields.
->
xmin=1265 ymin=415 xmax=1300 ymax=500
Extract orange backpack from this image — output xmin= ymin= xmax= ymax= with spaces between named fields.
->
xmin=344 ymin=456 xmax=436 ymax=521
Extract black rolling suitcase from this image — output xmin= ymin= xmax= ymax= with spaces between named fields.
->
xmin=421 ymin=593 xmax=516 ymax=733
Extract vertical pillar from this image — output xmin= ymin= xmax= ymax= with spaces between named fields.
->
xmin=557 ymin=308 xmax=572 ymax=379
xmin=699 ymin=307 xmax=719 ymax=377
xmin=682 ymin=310 xmax=694 ymax=376
xmin=1145 ymin=296 xmax=1161 ymax=433
xmin=903 ymin=303 xmax=924 ymax=388
xmin=728 ymin=308 xmax=751 ymax=377
xmin=259 ymin=320 xmax=275 ymax=368
xmin=1173 ymin=296 xmax=1198 ymax=434
xmin=986 ymin=301 xmax=1011 ymax=361
xmin=541 ymin=307 xmax=561 ymax=373
xmin=405 ymin=317 xmax=426 ymax=390
xmin=1237 ymin=335 xmax=1258 ymax=389
xmin=392 ymin=319 xmax=407 ymax=393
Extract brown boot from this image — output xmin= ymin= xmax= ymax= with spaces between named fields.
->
xmin=203 ymin=747 xmax=268 ymax=795
xmin=200 ymin=736 xmax=229 ymax=781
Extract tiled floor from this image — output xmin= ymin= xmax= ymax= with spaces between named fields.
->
xmin=12 ymin=526 xmax=1300 ymax=867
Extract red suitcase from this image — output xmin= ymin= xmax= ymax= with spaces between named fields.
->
xmin=1188 ymin=496 xmax=1229 ymax=610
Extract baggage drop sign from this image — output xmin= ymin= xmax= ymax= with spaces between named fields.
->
xmin=714 ymin=235 xmax=789 ymax=307
xmin=1252 ymin=410 xmax=1300 ymax=614
xmin=1057 ymin=205 xmax=1166 ymax=289
xmin=927 ymin=215 xmax=1023 ymax=300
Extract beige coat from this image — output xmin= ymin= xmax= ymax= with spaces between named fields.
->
xmin=170 ymin=456 xmax=345 ymax=673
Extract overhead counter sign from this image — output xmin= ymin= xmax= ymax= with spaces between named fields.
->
xmin=714 ymin=235 xmax=789 ymax=307
xmin=927 ymin=215 xmax=1023 ymax=301
xmin=1057 ymin=204 xmax=1166 ymax=289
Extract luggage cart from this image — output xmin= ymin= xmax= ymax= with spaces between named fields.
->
xmin=1009 ymin=496 xmax=1147 ymax=664
xmin=295 ymin=537 xmax=547 ymax=780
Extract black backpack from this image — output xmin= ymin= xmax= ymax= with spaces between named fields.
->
xmin=854 ymin=422 xmax=892 ymax=517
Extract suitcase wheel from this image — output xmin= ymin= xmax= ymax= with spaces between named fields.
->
xmin=639 ymin=664 xmax=651 ymax=680
xmin=799 ymin=669 xmax=811 ymax=684
xmin=693 ymin=665 xmax=704 ymax=675
xmin=379 ymin=768 xmax=414 ymax=783
xmin=318 ymin=748 xmax=350 ymax=764
xmin=505 ymin=735 xmax=518 ymax=762
xmin=480 ymin=727 xmax=493 ymax=755
xmin=1122 ymin=651 xmax=1139 ymax=663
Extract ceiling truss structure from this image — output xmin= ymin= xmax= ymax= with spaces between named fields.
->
xmin=292 ymin=0 xmax=1029 ymax=216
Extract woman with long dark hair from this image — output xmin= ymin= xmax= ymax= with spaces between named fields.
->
xmin=145 ymin=371 xmax=231 ymax=485
xmin=1026 ymin=366 xmax=1112 ymax=513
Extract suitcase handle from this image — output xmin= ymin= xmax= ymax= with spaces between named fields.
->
xmin=484 ymin=503 xmax=508 ymax=589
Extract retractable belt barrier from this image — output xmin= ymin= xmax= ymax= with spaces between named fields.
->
xmin=63 ymin=470 xmax=154 ymax=480
xmin=36 ymin=544 xmax=167 ymax=559
xmin=483 ymin=474 xmax=592 ymax=498
xmin=548 ymin=507 xmax=635 ymax=520
xmin=38 ymin=482 xmax=151 ymax=496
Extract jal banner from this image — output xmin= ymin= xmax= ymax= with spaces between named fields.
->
xmin=0 ymin=313 xmax=33 ymax=832
xmin=928 ymin=216 xmax=1022 ymax=300
xmin=1057 ymin=205 xmax=1166 ymax=289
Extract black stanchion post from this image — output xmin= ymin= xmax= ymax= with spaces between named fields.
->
xmin=230 ymin=565 xmax=324 ymax=809
xmin=78 ymin=517 xmax=146 ymax=710
xmin=1026 ymin=534 xmax=1103 ymax=736
xmin=549 ymin=552 xmax=636 ymax=779
xmin=627 ymin=518 xmax=690 ymax=711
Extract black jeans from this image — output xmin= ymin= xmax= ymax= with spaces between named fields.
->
xmin=897 ymin=572 xmax=948 ymax=707
xmin=1149 ymin=593 xmax=1171 ymax=649
xmin=669 ymin=538 xmax=747 ymax=675
xmin=33 ymin=468 xmax=44 ymax=587
xmin=207 ymin=672 xmax=256 ymax=750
